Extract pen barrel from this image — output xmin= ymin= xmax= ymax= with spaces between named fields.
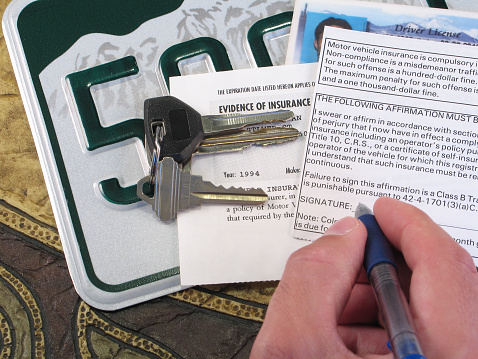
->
xmin=369 ymin=263 xmax=425 ymax=358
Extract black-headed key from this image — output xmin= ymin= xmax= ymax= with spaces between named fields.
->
xmin=144 ymin=96 xmax=295 ymax=164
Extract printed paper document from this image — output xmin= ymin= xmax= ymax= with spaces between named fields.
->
xmin=170 ymin=64 xmax=316 ymax=285
xmin=294 ymin=27 xmax=478 ymax=266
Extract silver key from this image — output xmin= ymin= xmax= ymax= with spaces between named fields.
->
xmin=144 ymin=96 xmax=295 ymax=164
xmin=137 ymin=157 xmax=268 ymax=222
xmin=200 ymin=110 xmax=295 ymax=135
xmin=195 ymin=127 xmax=300 ymax=155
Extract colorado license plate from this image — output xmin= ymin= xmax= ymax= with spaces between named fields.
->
xmin=3 ymin=0 xmax=438 ymax=309
xmin=3 ymin=0 xmax=297 ymax=310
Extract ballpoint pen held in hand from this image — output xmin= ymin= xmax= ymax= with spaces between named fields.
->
xmin=355 ymin=203 xmax=427 ymax=359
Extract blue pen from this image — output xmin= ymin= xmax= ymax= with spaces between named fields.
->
xmin=355 ymin=203 xmax=426 ymax=359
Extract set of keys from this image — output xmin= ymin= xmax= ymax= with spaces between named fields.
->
xmin=136 ymin=96 xmax=299 ymax=222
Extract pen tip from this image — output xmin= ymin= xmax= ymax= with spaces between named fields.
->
xmin=355 ymin=202 xmax=373 ymax=218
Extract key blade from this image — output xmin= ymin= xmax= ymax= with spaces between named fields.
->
xmin=196 ymin=127 xmax=300 ymax=154
xmin=201 ymin=110 xmax=294 ymax=135
xmin=186 ymin=176 xmax=268 ymax=209
xmin=192 ymin=192 xmax=268 ymax=202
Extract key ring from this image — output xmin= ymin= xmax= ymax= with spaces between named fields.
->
xmin=149 ymin=121 xmax=165 ymax=185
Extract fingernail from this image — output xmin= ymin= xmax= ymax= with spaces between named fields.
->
xmin=323 ymin=217 xmax=359 ymax=236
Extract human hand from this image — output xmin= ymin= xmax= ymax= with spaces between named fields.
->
xmin=250 ymin=197 xmax=478 ymax=358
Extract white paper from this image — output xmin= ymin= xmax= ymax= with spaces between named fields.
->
xmin=294 ymin=27 xmax=478 ymax=266
xmin=170 ymin=64 xmax=320 ymax=285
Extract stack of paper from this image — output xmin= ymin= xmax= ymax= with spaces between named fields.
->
xmin=173 ymin=0 xmax=478 ymax=286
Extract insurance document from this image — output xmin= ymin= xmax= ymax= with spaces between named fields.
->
xmin=170 ymin=64 xmax=316 ymax=285
xmin=294 ymin=27 xmax=478 ymax=266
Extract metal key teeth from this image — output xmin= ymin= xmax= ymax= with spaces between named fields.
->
xmin=201 ymin=110 xmax=294 ymax=134
xmin=197 ymin=127 xmax=300 ymax=154
xmin=188 ymin=176 xmax=268 ymax=208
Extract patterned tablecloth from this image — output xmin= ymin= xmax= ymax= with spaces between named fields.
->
xmin=4 ymin=0 xmax=471 ymax=356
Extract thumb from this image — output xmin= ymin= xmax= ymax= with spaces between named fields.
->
xmin=251 ymin=217 xmax=368 ymax=358
xmin=291 ymin=217 xmax=367 ymax=324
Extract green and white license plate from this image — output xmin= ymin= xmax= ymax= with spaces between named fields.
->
xmin=3 ymin=0 xmax=449 ymax=309
xmin=2 ymin=0 xmax=299 ymax=310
